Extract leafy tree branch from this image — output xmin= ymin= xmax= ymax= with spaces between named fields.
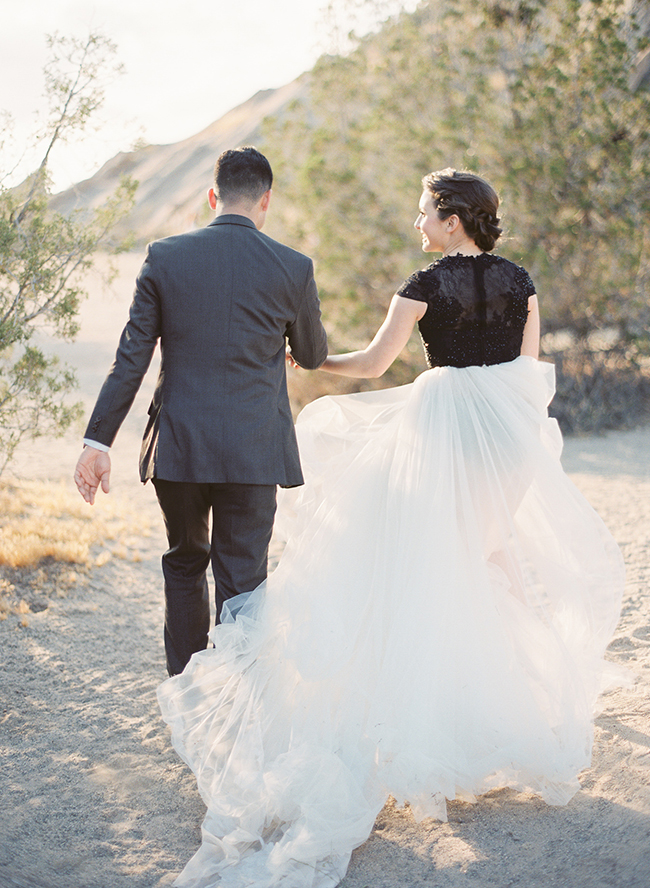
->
xmin=0 ymin=32 xmax=136 ymax=474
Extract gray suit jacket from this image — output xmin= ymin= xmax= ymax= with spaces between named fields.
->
xmin=85 ymin=215 xmax=328 ymax=486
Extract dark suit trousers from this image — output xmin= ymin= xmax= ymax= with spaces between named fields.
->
xmin=152 ymin=480 xmax=277 ymax=676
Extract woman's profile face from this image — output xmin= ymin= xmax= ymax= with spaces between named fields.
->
xmin=414 ymin=191 xmax=448 ymax=253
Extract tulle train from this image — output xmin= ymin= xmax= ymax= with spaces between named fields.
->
xmin=158 ymin=356 xmax=624 ymax=888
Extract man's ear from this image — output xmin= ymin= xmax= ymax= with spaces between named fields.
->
xmin=208 ymin=187 xmax=218 ymax=211
xmin=261 ymin=189 xmax=272 ymax=212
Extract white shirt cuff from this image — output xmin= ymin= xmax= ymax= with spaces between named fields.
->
xmin=83 ymin=438 xmax=110 ymax=452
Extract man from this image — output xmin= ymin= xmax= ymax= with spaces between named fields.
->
xmin=74 ymin=146 xmax=328 ymax=675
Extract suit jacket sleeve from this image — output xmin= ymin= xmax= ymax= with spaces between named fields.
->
xmin=285 ymin=259 xmax=328 ymax=370
xmin=83 ymin=248 xmax=161 ymax=447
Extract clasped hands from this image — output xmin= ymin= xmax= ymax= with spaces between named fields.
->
xmin=285 ymin=345 xmax=301 ymax=370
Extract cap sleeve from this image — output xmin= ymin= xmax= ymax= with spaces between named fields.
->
xmin=514 ymin=265 xmax=536 ymax=298
xmin=396 ymin=268 xmax=432 ymax=303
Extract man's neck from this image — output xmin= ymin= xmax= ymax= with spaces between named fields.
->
xmin=217 ymin=204 xmax=262 ymax=229
xmin=218 ymin=204 xmax=253 ymax=219
xmin=210 ymin=188 xmax=270 ymax=231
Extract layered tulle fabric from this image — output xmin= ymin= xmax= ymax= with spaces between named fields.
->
xmin=158 ymin=356 xmax=624 ymax=888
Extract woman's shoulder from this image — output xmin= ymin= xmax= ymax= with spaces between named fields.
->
xmin=402 ymin=256 xmax=454 ymax=285
xmin=483 ymin=252 xmax=528 ymax=270
xmin=396 ymin=261 xmax=444 ymax=301
xmin=477 ymin=253 xmax=536 ymax=294
xmin=397 ymin=254 xmax=535 ymax=301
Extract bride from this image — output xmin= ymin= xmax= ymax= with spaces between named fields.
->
xmin=158 ymin=169 xmax=624 ymax=888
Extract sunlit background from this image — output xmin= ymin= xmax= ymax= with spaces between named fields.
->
xmin=0 ymin=0 xmax=416 ymax=191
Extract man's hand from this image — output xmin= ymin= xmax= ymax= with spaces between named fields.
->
xmin=74 ymin=447 xmax=111 ymax=505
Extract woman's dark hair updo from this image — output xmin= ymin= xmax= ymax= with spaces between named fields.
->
xmin=423 ymin=169 xmax=503 ymax=252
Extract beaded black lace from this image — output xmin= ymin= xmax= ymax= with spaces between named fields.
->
xmin=397 ymin=254 xmax=535 ymax=369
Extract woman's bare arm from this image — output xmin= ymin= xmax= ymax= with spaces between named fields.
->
xmin=520 ymin=294 xmax=540 ymax=359
xmin=318 ymin=296 xmax=427 ymax=378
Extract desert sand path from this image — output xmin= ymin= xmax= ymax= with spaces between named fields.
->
xmin=1 ymin=255 xmax=648 ymax=887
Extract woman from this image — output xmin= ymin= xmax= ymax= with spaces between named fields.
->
xmin=158 ymin=170 xmax=624 ymax=888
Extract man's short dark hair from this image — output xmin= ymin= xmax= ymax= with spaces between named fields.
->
xmin=214 ymin=146 xmax=273 ymax=206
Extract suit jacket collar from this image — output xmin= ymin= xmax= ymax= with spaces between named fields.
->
xmin=208 ymin=214 xmax=258 ymax=230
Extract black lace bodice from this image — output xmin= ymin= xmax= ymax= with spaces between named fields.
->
xmin=397 ymin=254 xmax=535 ymax=369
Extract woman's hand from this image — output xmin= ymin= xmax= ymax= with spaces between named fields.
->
xmin=286 ymin=345 xmax=301 ymax=369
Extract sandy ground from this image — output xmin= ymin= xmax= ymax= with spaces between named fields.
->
xmin=1 ymin=255 xmax=649 ymax=888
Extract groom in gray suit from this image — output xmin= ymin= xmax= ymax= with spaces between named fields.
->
xmin=74 ymin=146 xmax=328 ymax=675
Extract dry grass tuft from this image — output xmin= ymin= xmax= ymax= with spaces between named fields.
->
xmin=0 ymin=479 xmax=155 ymax=617
xmin=0 ymin=479 xmax=153 ymax=568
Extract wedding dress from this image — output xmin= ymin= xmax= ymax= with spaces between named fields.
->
xmin=158 ymin=254 xmax=624 ymax=888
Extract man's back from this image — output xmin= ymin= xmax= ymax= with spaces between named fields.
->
xmin=138 ymin=215 xmax=327 ymax=484
xmin=85 ymin=215 xmax=327 ymax=486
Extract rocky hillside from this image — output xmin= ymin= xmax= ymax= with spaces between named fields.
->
xmin=49 ymin=1 xmax=649 ymax=251
xmin=49 ymin=78 xmax=307 ymax=244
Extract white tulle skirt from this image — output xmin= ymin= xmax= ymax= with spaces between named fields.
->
xmin=157 ymin=356 xmax=624 ymax=888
